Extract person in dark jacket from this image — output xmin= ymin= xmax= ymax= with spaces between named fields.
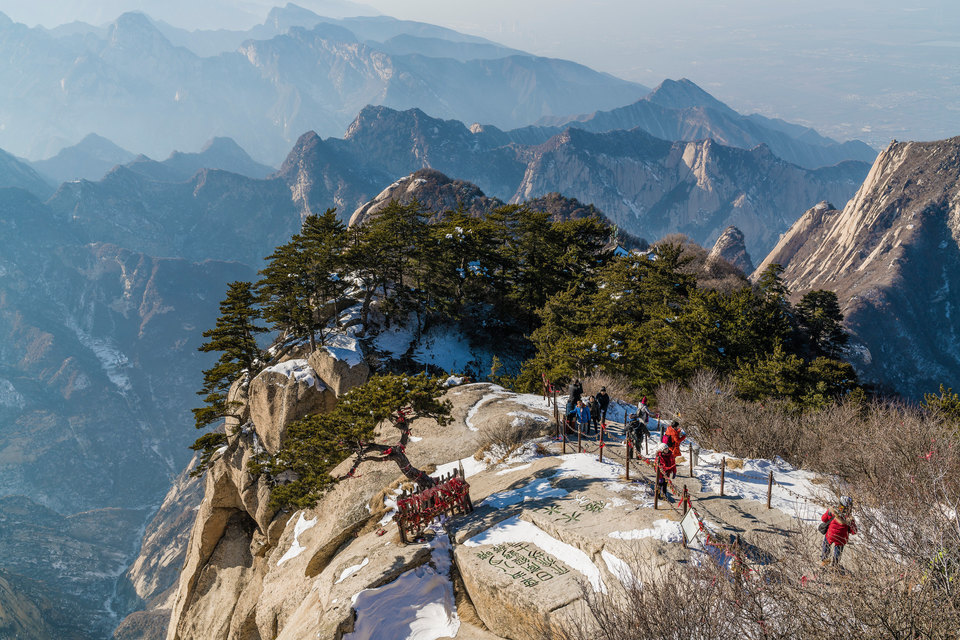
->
xmin=564 ymin=379 xmax=581 ymax=426
xmin=627 ymin=412 xmax=650 ymax=456
xmin=821 ymin=496 xmax=857 ymax=566
xmin=596 ymin=387 xmax=610 ymax=424
xmin=588 ymin=396 xmax=601 ymax=431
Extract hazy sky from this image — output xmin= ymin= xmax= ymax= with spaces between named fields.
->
xmin=0 ymin=0 xmax=957 ymax=146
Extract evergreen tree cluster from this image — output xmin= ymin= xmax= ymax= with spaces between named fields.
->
xmin=190 ymin=201 xmax=612 ymax=471
xmin=518 ymin=253 xmax=857 ymax=407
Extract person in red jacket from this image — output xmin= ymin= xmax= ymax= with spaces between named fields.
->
xmin=655 ymin=442 xmax=676 ymax=500
xmin=821 ymin=496 xmax=857 ymax=566
xmin=664 ymin=420 xmax=686 ymax=458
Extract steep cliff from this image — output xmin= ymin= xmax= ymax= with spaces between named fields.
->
xmin=755 ymin=137 xmax=960 ymax=397
xmin=511 ymin=130 xmax=866 ymax=259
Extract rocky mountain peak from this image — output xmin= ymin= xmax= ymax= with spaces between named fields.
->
xmin=277 ymin=131 xmax=326 ymax=178
xmin=708 ymin=225 xmax=754 ymax=274
xmin=645 ymin=78 xmax=733 ymax=114
xmin=349 ymin=169 xmax=502 ymax=226
xmin=755 ymin=135 xmax=960 ymax=397
xmin=107 ymin=11 xmax=170 ymax=50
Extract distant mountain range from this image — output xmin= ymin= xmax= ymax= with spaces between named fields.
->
xmin=535 ymin=78 xmax=878 ymax=170
xmin=0 ymin=97 xmax=870 ymax=264
xmin=29 ymin=134 xmax=275 ymax=185
xmin=0 ymin=5 xmax=647 ymax=164
xmin=286 ymin=103 xmax=870 ymax=260
xmin=0 ymin=4 xmax=878 ymax=172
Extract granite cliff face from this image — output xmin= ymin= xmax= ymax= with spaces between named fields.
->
xmin=510 ymin=130 xmax=866 ymax=259
xmin=755 ymin=137 xmax=960 ymax=397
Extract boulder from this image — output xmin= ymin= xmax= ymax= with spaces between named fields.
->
xmin=223 ymin=378 xmax=250 ymax=444
xmin=307 ymin=336 xmax=369 ymax=397
xmin=454 ymin=539 xmax=583 ymax=638
xmin=248 ymin=359 xmax=336 ymax=454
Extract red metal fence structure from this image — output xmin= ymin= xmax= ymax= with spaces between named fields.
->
xmin=394 ymin=467 xmax=474 ymax=543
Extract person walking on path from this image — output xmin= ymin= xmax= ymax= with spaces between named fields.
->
xmin=655 ymin=442 xmax=676 ymax=500
xmin=821 ymin=496 xmax=857 ymax=567
xmin=588 ymin=395 xmax=601 ymax=432
xmin=564 ymin=379 xmax=582 ymax=427
xmin=596 ymin=387 xmax=610 ymax=424
xmin=637 ymin=396 xmax=651 ymax=425
xmin=664 ymin=420 xmax=686 ymax=459
xmin=576 ymin=400 xmax=593 ymax=436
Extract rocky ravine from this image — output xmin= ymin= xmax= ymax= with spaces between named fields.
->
xmin=754 ymin=136 xmax=960 ymax=398
xmin=149 ymin=352 xmax=802 ymax=640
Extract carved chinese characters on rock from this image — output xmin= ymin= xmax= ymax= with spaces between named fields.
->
xmin=474 ymin=541 xmax=571 ymax=588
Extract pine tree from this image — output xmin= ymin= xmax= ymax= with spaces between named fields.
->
xmin=191 ymin=281 xmax=266 ymax=475
xmin=257 ymin=240 xmax=313 ymax=344
xmin=795 ymin=290 xmax=848 ymax=358
xmin=192 ymin=281 xmax=266 ymax=429
xmin=298 ymin=209 xmax=348 ymax=345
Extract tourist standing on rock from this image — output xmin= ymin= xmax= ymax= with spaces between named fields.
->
xmin=655 ymin=442 xmax=676 ymax=500
xmin=821 ymin=496 xmax=857 ymax=566
xmin=596 ymin=387 xmax=610 ymax=424
xmin=664 ymin=420 xmax=686 ymax=458
xmin=564 ymin=379 xmax=582 ymax=424
xmin=576 ymin=400 xmax=592 ymax=436
xmin=588 ymin=395 xmax=601 ymax=431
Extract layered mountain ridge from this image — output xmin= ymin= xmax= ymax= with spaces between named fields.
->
xmin=536 ymin=79 xmax=878 ymax=170
xmin=319 ymin=106 xmax=870 ymax=259
xmin=0 ymin=6 xmax=646 ymax=163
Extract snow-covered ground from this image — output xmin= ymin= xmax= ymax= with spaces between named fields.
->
xmin=609 ymin=520 xmax=683 ymax=543
xmin=345 ymin=526 xmax=460 ymax=640
xmin=692 ymin=450 xmax=827 ymax=521
xmin=262 ymin=359 xmax=325 ymax=389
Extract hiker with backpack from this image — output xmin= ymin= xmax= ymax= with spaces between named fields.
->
xmin=626 ymin=411 xmax=650 ymax=456
xmin=564 ymin=379 xmax=583 ymax=430
xmin=664 ymin=419 xmax=686 ymax=458
xmin=820 ymin=496 xmax=857 ymax=566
